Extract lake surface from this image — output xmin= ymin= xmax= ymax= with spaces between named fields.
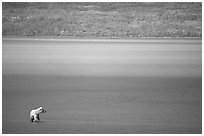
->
xmin=2 ymin=39 xmax=202 ymax=133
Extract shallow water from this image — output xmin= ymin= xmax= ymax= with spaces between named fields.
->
xmin=2 ymin=75 xmax=202 ymax=133
xmin=2 ymin=39 xmax=202 ymax=133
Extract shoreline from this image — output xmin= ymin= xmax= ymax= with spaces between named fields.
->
xmin=2 ymin=36 xmax=202 ymax=43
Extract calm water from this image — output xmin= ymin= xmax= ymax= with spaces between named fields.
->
xmin=2 ymin=39 xmax=202 ymax=133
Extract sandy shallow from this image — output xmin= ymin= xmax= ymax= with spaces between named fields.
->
xmin=2 ymin=75 xmax=202 ymax=134
xmin=2 ymin=39 xmax=202 ymax=133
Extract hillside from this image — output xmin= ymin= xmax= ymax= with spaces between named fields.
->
xmin=2 ymin=2 xmax=202 ymax=38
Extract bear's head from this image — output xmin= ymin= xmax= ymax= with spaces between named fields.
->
xmin=37 ymin=106 xmax=46 ymax=114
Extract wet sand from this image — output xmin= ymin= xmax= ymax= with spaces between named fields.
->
xmin=2 ymin=75 xmax=202 ymax=134
xmin=2 ymin=39 xmax=202 ymax=133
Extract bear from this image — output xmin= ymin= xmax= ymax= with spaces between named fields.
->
xmin=30 ymin=106 xmax=46 ymax=122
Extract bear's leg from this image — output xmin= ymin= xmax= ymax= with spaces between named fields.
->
xmin=37 ymin=114 xmax=40 ymax=121
xmin=30 ymin=116 xmax=34 ymax=122
xmin=34 ymin=115 xmax=38 ymax=122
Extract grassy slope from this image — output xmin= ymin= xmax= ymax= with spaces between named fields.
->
xmin=2 ymin=2 xmax=202 ymax=38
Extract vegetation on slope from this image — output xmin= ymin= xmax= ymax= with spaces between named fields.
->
xmin=2 ymin=2 xmax=202 ymax=38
